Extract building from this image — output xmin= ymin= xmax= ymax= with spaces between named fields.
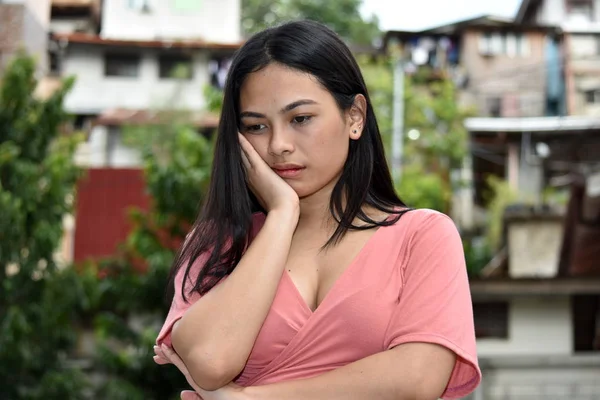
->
xmin=383 ymin=15 xmax=565 ymax=228
xmin=0 ymin=0 xmax=51 ymax=73
xmin=517 ymin=0 xmax=600 ymax=116
xmin=45 ymin=0 xmax=242 ymax=263
xmin=384 ymin=15 xmax=564 ymax=121
xmin=385 ymin=8 xmax=600 ymax=400
xmin=49 ymin=0 xmax=241 ymax=168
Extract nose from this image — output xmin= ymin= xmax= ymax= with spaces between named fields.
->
xmin=268 ymin=126 xmax=294 ymax=156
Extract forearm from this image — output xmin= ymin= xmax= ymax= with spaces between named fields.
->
xmin=244 ymin=344 xmax=454 ymax=400
xmin=172 ymin=209 xmax=298 ymax=386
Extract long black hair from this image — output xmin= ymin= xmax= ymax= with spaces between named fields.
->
xmin=171 ymin=20 xmax=408 ymax=300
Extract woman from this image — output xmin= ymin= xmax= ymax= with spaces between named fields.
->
xmin=153 ymin=20 xmax=481 ymax=400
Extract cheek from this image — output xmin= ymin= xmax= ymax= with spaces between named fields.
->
xmin=243 ymin=135 xmax=270 ymax=161
xmin=305 ymin=125 xmax=349 ymax=174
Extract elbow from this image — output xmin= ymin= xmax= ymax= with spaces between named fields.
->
xmin=186 ymin=347 xmax=245 ymax=390
xmin=175 ymin=346 xmax=242 ymax=390
xmin=171 ymin=323 xmax=244 ymax=390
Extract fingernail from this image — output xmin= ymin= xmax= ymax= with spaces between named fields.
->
xmin=181 ymin=391 xmax=195 ymax=400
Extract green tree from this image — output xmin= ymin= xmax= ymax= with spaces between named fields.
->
xmin=76 ymin=118 xmax=215 ymax=399
xmin=0 ymin=55 xmax=88 ymax=399
xmin=360 ymin=55 xmax=473 ymax=213
xmin=242 ymin=0 xmax=380 ymax=46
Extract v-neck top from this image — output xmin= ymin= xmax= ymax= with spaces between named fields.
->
xmin=156 ymin=209 xmax=482 ymax=399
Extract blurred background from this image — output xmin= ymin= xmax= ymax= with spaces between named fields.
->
xmin=1 ymin=0 xmax=599 ymax=399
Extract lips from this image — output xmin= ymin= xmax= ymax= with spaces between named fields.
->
xmin=272 ymin=163 xmax=305 ymax=178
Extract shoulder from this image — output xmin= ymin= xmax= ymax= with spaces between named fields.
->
xmin=386 ymin=208 xmax=464 ymax=272
xmin=389 ymin=208 xmax=459 ymax=242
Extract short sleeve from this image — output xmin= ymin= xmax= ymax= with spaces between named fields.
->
xmin=155 ymin=213 xmax=267 ymax=348
xmin=383 ymin=211 xmax=481 ymax=399
xmin=155 ymin=249 xmax=209 ymax=348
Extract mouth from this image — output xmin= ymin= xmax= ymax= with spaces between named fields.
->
xmin=272 ymin=165 xmax=305 ymax=178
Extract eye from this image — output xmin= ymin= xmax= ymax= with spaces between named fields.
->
xmin=243 ymin=124 xmax=267 ymax=133
xmin=292 ymin=115 xmax=312 ymax=125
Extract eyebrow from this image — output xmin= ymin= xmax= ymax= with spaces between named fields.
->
xmin=239 ymin=99 xmax=318 ymax=119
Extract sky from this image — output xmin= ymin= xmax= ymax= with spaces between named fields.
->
xmin=360 ymin=0 xmax=524 ymax=32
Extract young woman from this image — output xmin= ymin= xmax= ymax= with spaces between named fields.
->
xmin=153 ymin=20 xmax=481 ymax=400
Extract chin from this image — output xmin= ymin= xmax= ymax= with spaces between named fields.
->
xmin=284 ymin=181 xmax=311 ymax=199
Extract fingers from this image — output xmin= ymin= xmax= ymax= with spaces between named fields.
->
xmin=238 ymin=133 xmax=256 ymax=170
xmin=160 ymin=344 xmax=204 ymax=394
xmin=238 ymin=134 xmax=252 ymax=171
xmin=153 ymin=355 xmax=170 ymax=365
xmin=241 ymin=148 xmax=251 ymax=171
xmin=153 ymin=345 xmax=170 ymax=364
xmin=181 ymin=390 xmax=202 ymax=400
xmin=160 ymin=344 xmax=185 ymax=370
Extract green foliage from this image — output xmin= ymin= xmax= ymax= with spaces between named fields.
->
xmin=357 ymin=55 xmax=394 ymax=145
xmin=203 ymin=84 xmax=224 ymax=114
xmin=462 ymin=237 xmax=493 ymax=278
xmin=394 ymin=165 xmax=449 ymax=211
xmin=404 ymin=78 xmax=473 ymax=172
xmin=241 ymin=0 xmax=380 ymax=45
xmin=359 ymin=55 xmax=472 ymax=213
xmin=0 ymin=54 xmax=87 ymax=399
xmin=484 ymin=175 xmax=518 ymax=251
xmin=82 ymin=119 xmax=216 ymax=398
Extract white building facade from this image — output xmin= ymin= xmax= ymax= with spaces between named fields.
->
xmin=49 ymin=0 xmax=241 ymax=167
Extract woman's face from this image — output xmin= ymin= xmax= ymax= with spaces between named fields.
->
xmin=238 ymin=63 xmax=364 ymax=199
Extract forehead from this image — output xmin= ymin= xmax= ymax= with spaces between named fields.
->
xmin=239 ymin=63 xmax=331 ymax=110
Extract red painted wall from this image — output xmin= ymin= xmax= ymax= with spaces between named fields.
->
xmin=73 ymin=168 xmax=150 ymax=263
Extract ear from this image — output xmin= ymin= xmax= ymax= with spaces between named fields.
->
xmin=347 ymin=94 xmax=367 ymax=140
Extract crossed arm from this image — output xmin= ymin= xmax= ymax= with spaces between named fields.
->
xmin=156 ymin=340 xmax=456 ymax=400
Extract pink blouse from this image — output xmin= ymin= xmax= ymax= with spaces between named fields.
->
xmin=156 ymin=209 xmax=482 ymax=399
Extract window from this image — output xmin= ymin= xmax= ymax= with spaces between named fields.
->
xmin=486 ymin=96 xmax=502 ymax=117
xmin=104 ymin=54 xmax=141 ymax=77
xmin=158 ymin=54 xmax=193 ymax=79
xmin=479 ymin=32 xmax=530 ymax=57
xmin=127 ymin=0 xmax=151 ymax=12
xmin=585 ymin=89 xmax=600 ymax=103
xmin=567 ymin=0 xmax=594 ymax=22
xmin=473 ymin=301 xmax=509 ymax=339
xmin=171 ymin=0 xmax=202 ymax=12
xmin=573 ymin=295 xmax=599 ymax=352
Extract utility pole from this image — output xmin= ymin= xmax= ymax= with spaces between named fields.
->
xmin=391 ymin=57 xmax=404 ymax=181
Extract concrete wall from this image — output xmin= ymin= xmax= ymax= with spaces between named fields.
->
xmin=0 ymin=2 xmax=25 ymax=71
xmin=63 ymin=45 xmax=209 ymax=114
xmin=477 ymin=297 xmax=572 ymax=357
xmin=507 ymin=219 xmax=563 ymax=278
xmin=567 ymin=33 xmax=600 ymax=116
xmin=460 ymin=29 xmax=548 ymax=117
xmin=0 ymin=0 xmax=50 ymax=73
xmin=536 ymin=0 xmax=567 ymax=25
xmin=473 ymin=355 xmax=600 ymax=400
xmin=75 ymin=126 xmax=142 ymax=168
xmin=101 ymin=0 xmax=240 ymax=43
xmin=22 ymin=0 xmax=50 ymax=72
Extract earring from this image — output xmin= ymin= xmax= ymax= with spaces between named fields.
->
xmin=353 ymin=130 xmax=357 ymax=134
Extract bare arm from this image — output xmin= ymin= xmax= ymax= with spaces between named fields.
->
xmin=171 ymin=208 xmax=297 ymax=390
xmin=243 ymin=343 xmax=456 ymax=400
xmin=171 ymin=133 xmax=300 ymax=390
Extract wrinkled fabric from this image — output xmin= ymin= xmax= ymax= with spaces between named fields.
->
xmin=156 ymin=209 xmax=481 ymax=399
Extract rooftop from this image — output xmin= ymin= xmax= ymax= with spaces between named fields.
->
xmin=51 ymin=32 xmax=243 ymax=51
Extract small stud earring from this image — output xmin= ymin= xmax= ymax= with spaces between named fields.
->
xmin=353 ymin=130 xmax=357 ymax=133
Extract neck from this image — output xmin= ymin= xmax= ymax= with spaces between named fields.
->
xmin=296 ymin=178 xmax=339 ymax=234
